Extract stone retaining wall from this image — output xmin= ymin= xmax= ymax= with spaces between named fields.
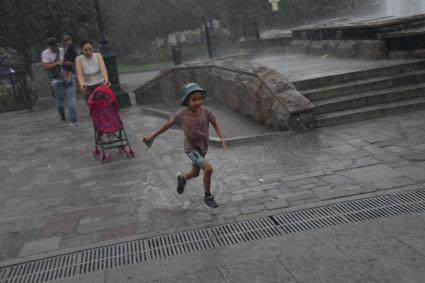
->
xmin=134 ymin=59 xmax=315 ymax=130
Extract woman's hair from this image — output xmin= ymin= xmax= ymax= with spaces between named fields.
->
xmin=80 ymin=39 xmax=93 ymax=49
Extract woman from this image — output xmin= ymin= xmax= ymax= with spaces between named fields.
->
xmin=76 ymin=40 xmax=110 ymax=100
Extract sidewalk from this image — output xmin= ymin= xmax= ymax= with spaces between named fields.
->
xmin=49 ymin=212 xmax=425 ymax=282
xmin=1 ymin=98 xmax=425 ymax=263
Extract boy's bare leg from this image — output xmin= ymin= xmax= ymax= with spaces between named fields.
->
xmin=202 ymin=161 xmax=213 ymax=194
xmin=184 ymin=166 xmax=200 ymax=181
xmin=177 ymin=166 xmax=200 ymax=195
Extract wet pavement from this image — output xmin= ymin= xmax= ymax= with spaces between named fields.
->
xmin=253 ymin=53 xmax=419 ymax=82
xmin=1 ymin=61 xmax=425 ymax=281
xmin=49 ymin=212 xmax=425 ymax=283
xmin=1 ymin=91 xmax=425 ymax=264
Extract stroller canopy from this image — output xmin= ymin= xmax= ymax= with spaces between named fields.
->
xmin=88 ymin=85 xmax=122 ymax=133
xmin=88 ymin=85 xmax=118 ymax=114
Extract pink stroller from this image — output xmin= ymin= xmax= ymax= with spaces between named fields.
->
xmin=88 ymin=85 xmax=135 ymax=162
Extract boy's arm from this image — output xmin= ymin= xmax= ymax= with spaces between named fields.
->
xmin=211 ymin=119 xmax=228 ymax=149
xmin=144 ymin=118 xmax=175 ymax=141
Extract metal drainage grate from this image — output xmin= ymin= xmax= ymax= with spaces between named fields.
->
xmin=1 ymin=189 xmax=425 ymax=283
xmin=210 ymin=218 xmax=282 ymax=247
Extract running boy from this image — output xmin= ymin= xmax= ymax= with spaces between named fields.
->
xmin=143 ymin=82 xmax=227 ymax=208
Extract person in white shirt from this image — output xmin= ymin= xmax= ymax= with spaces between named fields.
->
xmin=75 ymin=39 xmax=110 ymax=101
xmin=41 ymin=37 xmax=78 ymax=125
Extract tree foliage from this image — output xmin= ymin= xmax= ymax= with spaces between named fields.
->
xmin=0 ymin=0 xmax=386 ymax=68
xmin=103 ymin=0 xmax=225 ymax=55
xmin=103 ymin=0 xmax=384 ymax=55
xmin=0 ymin=0 xmax=98 ymax=71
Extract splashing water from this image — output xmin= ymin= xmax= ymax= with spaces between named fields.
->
xmin=385 ymin=0 xmax=402 ymax=16
xmin=385 ymin=0 xmax=425 ymax=16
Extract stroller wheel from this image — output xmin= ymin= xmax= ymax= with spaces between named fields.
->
xmin=92 ymin=148 xmax=99 ymax=159
xmin=99 ymin=152 xmax=108 ymax=163
xmin=126 ymin=148 xmax=136 ymax=158
xmin=101 ymin=152 xmax=110 ymax=163
xmin=118 ymin=146 xmax=126 ymax=154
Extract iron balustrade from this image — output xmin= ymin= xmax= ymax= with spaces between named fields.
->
xmin=0 ymin=55 xmax=34 ymax=112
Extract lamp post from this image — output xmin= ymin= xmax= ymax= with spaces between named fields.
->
xmin=204 ymin=22 xmax=213 ymax=59
xmin=268 ymin=0 xmax=280 ymax=27
xmin=94 ymin=0 xmax=131 ymax=107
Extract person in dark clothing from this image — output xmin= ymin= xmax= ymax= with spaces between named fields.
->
xmin=62 ymin=35 xmax=77 ymax=76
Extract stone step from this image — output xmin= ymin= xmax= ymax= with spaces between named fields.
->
xmin=293 ymin=60 xmax=425 ymax=91
xmin=314 ymin=96 xmax=425 ymax=128
xmin=302 ymin=70 xmax=425 ymax=102
xmin=314 ymin=83 xmax=425 ymax=114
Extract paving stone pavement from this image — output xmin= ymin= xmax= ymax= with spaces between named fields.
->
xmin=48 ymin=212 xmax=425 ymax=283
xmin=1 ymin=92 xmax=425 ymax=266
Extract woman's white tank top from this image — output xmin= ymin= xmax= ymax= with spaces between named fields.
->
xmin=78 ymin=53 xmax=104 ymax=86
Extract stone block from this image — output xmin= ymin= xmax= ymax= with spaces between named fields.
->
xmin=265 ymin=199 xmax=290 ymax=210
xmin=396 ymin=166 xmax=425 ymax=180
xmin=134 ymin=60 xmax=315 ymax=130
xmin=357 ymin=40 xmax=387 ymax=59
xmin=340 ymin=165 xmax=403 ymax=182
xmin=314 ymin=185 xmax=375 ymax=200
xmin=372 ymin=176 xmax=415 ymax=190
xmin=337 ymin=237 xmax=425 ymax=283
xmin=321 ymin=174 xmax=357 ymax=186
xmin=19 ymin=237 xmax=62 ymax=257
xmin=231 ymin=195 xmax=244 ymax=202
xmin=240 ymin=205 xmax=265 ymax=215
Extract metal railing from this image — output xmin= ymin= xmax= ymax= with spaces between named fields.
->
xmin=0 ymin=55 xmax=34 ymax=112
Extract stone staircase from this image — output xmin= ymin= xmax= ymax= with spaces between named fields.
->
xmin=292 ymin=60 xmax=425 ymax=128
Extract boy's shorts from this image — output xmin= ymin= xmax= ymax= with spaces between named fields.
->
xmin=187 ymin=150 xmax=205 ymax=168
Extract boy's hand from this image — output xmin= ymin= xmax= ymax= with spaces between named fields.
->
xmin=143 ymin=135 xmax=155 ymax=148
xmin=220 ymin=137 xmax=228 ymax=150
xmin=143 ymin=135 xmax=153 ymax=143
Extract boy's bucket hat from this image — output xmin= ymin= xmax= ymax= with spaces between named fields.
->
xmin=179 ymin=82 xmax=207 ymax=106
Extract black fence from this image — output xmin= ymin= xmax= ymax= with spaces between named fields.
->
xmin=0 ymin=55 xmax=34 ymax=112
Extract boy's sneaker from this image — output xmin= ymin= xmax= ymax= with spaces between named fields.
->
xmin=204 ymin=195 xmax=218 ymax=208
xmin=176 ymin=172 xmax=186 ymax=194
xmin=70 ymin=121 xmax=79 ymax=126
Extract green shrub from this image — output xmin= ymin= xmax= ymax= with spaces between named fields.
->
xmin=0 ymin=94 xmax=16 ymax=107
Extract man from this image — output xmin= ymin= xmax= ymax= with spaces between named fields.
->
xmin=41 ymin=37 xmax=78 ymax=125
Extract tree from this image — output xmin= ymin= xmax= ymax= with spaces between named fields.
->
xmin=0 ymin=0 xmax=98 ymax=73
xmin=102 ymin=0 xmax=226 ymax=56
